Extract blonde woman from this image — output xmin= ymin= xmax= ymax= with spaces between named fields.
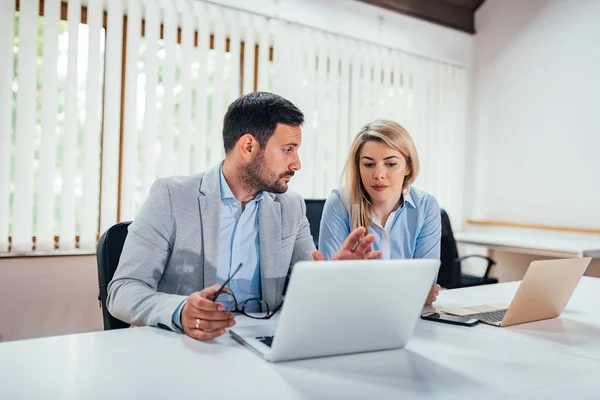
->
xmin=318 ymin=120 xmax=442 ymax=305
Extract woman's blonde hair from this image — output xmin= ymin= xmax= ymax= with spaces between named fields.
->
xmin=342 ymin=119 xmax=420 ymax=231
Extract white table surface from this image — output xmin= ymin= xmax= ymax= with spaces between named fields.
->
xmin=436 ymin=276 xmax=600 ymax=362
xmin=454 ymin=228 xmax=600 ymax=258
xmin=2 ymin=278 xmax=600 ymax=399
xmin=510 ymin=366 xmax=600 ymax=400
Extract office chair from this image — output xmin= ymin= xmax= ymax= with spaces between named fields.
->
xmin=438 ymin=209 xmax=498 ymax=289
xmin=304 ymin=199 xmax=326 ymax=249
xmin=282 ymin=199 xmax=325 ymax=296
xmin=96 ymin=221 xmax=132 ymax=330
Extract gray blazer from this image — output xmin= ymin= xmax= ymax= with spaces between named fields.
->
xmin=107 ymin=164 xmax=315 ymax=331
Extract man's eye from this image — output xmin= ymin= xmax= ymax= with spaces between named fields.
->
xmin=284 ymin=148 xmax=292 ymax=154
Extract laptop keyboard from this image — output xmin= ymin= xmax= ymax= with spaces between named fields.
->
xmin=256 ymin=336 xmax=274 ymax=347
xmin=467 ymin=309 xmax=508 ymax=323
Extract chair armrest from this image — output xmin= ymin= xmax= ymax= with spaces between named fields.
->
xmin=455 ymin=254 xmax=496 ymax=265
xmin=454 ymin=254 xmax=496 ymax=280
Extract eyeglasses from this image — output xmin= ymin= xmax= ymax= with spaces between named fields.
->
xmin=211 ymin=263 xmax=282 ymax=320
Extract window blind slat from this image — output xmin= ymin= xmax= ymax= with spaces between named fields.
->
xmin=256 ymin=18 xmax=270 ymax=92
xmin=361 ymin=47 xmax=372 ymax=124
xmin=59 ymin=0 xmax=81 ymax=250
xmin=455 ymin=68 xmax=468 ymax=228
xmin=227 ymin=11 xmax=241 ymax=104
xmin=439 ymin=65 xmax=450 ymax=208
xmin=209 ymin=5 xmax=225 ymax=164
xmin=100 ymin=0 xmax=124 ymax=233
xmin=0 ymin=0 xmax=16 ymax=252
xmin=193 ymin=2 xmax=209 ymax=172
xmin=12 ymin=0 xmax=38 ymax=252
xmin=158 ymin=3 xmax=176 ymax=177
xmin=120 ymin=0 xmax=141 ymax=222
xmin=327 ymin=36 xmax=340 ymax=192
xmin=241 ymin=15 xmax=255 ymax=95
xmin=281 ymin=25 xmax=307 ymax=194
xmin=35 ymin=0 xmax=60 ymax=250
xmin=271 ymin=20 xmax=283 ymax=103
xmin=381 ymin=50 xmax=392 ymax=119
xmin=451 ymin=68 xmax=462 ymax=221
xmin=302 ymin=31 xmax=316 ymax=197
xmin=349 ymin=44 xmax=362 ymax=137
xmin=140 ymin=0 xmax=159 ymax=201
xmin=405 ymin=54 xmax=417 ymax=133
xmin=288 ymin=25 xmax=313 ymax=193
xmin=413 ymin=59 xmax=427 ymax=189
xmin=177 ymin=1 xmax=194 ymax=176
xmin=79 ymin=0 xmax=103 ymax=249
xmin=394 ymin=53 xmax=408 ymax=130
xmin=372 ymin=48 xmax=382 ymax=119
xmin=315 ymin=34 xmax=327 ymax=197
xmin=338 ymin=39 xmax=351 ymax=179
xmin=422 ymin=60 xmax=434 ymax=191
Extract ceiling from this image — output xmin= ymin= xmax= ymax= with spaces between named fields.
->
xmin=356 ymin=0 xmax=486 ymax=34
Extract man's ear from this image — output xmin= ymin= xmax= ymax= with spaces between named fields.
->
xmin=238 ymin=134 xmax=259 ymax=159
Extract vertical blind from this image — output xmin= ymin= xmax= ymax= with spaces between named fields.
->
xmin=272 ymin=22 xmax=468 ymax=227
xmin=1 ymin=0 xmax=467 ymax=253
xmin=2 ymin=0 xmax=106 ymax=252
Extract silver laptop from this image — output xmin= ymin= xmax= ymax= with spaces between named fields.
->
xmin=229 ymin=259 xmax=440 ymax=362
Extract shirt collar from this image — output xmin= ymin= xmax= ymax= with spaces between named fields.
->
xmin=403 ymin=187 xmax=416 ymax=209
xmin=219 ymin=166 xmax=265 ymax=202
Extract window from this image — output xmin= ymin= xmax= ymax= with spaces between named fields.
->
xmin=1 ymin=0 xmax=467 ymax=254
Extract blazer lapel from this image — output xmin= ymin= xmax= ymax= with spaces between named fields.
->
xmin=198 ymin=165 xmax=222 ymax=288
xmin=259 ymin=193 xmax=281 ymax=307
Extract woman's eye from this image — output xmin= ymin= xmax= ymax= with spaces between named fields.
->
xmin=386 ymin=163 xmax=397 ymax=167
xmin=363 ymin=163 xmax=374 ymax=168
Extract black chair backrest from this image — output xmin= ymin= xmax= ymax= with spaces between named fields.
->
xmin=438 ymin=209 xmax=461 ymax=289
xmin=304 ymin=199 xmax=326 ymax=248
xmin=96 ymin=221 xmax=132 ymax=330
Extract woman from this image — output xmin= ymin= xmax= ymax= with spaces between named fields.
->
xmin=318 ymin=119 xmax=442 ymax=305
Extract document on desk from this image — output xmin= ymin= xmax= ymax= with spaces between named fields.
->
xmin=441 ymin=303 xmax=510 ymax=316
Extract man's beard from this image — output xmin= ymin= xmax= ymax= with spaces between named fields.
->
xmin=240 ymin=151 xmax=295 ymax=194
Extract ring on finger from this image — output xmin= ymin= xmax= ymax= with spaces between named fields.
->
xmin=195 ymin=318 xmax=200 ymax=329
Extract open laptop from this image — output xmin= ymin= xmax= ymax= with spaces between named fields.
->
xmin=442 ymin=257 xmax=591 ymax=327
xmin=229 ymin=259 xmax=440 ymax=362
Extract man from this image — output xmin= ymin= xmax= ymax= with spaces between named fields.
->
xmin=107 ymin=92 xmax=382 ymax=341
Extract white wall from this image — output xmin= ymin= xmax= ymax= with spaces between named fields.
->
xmin=204 ymin=0 xmax=473 ymax=67
xmin=467 ymin=0 xmax=600 ymax=229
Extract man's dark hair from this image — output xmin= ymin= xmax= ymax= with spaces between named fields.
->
xmin=222 ymin=92 xmax=304 ymax=153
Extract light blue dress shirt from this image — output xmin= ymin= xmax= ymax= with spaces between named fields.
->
xmin=172 ymin=167 xmax=263 ymax=329
xmin=318 ymin=187 xmax=441 ymax=261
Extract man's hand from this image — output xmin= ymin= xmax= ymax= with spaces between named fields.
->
xmin=424 ymin=284 xmax=441 ymax=306
xmin=312 ymin=227 xmax=383 ymax=261
xmin=181 ymin=284 xmax=236 ymax=340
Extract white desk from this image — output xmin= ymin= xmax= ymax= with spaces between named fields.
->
xmin=454 ymin=227 xmax=600 ymax=282
xmin=455 ymin=228 xmax=600 ymax=259
xmin=2 ymin=278 xmax=600 ymax=399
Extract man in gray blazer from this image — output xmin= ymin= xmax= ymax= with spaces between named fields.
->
xmin=107 ymin=92 xmax=381 ymax=341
